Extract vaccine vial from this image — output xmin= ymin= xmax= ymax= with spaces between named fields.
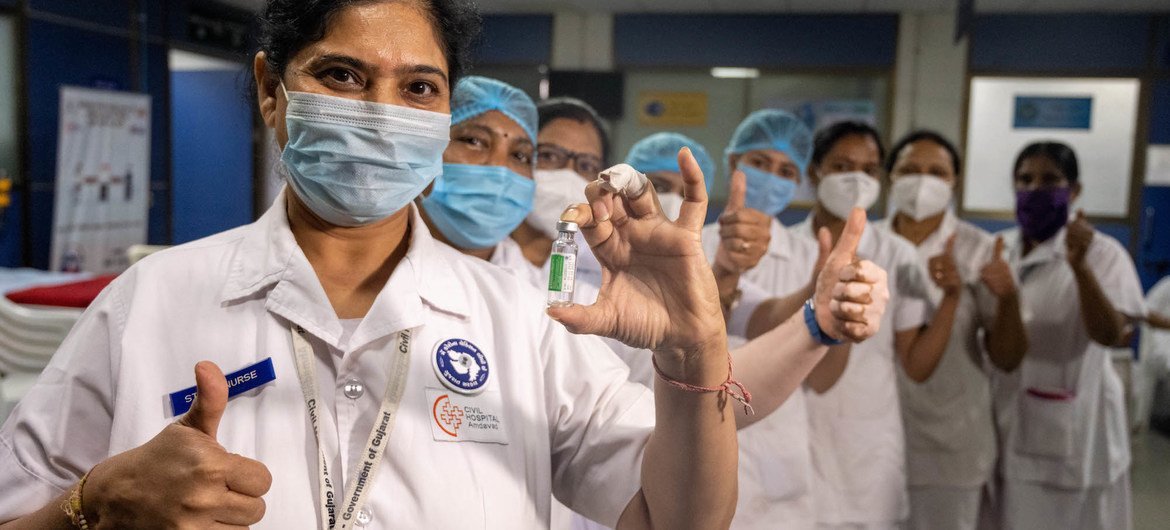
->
xmin=547 ymin=221 xmax=579 ymax=307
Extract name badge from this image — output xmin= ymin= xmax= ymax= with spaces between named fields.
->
xmin=426 ymin=388 xmax=508 ymax=444
xmin=168 ymin=358 xmax=277 ymax=416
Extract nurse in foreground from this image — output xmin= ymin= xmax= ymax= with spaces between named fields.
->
xmin=0 ymin=0 xmax=789 ymax=527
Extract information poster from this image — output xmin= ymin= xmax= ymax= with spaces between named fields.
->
xmin=963 ymin=77 xmax=1139 ymax=217
xmin=50 ymin=87 xmax=151 ymax=273
xmin=637 ymin=91 xmax=709 ymax=127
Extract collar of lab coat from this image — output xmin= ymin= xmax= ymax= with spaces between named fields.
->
xmin=219 ymin=188 xmax=469 ymax=350
xmin=878 ymin=208 xmax=959 ymax=257
xmin=794 ymin=211 xmax=878 ymax=260
xmin=765 ymin=217 xmax=794 ymax=260
xmin=1005 ymin=225 xmax=1068 ymax=271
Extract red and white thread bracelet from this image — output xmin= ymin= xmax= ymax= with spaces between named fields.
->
xmin=652 ymin=353 xmax=753 ymax=415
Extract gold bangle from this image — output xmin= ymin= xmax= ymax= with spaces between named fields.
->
xmin=61 ymin=468 xmax=93 ymax=529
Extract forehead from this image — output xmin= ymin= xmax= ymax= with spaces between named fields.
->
xmin=826 ymin=133 xmax=880 ymax=159
xmin=296 ymin=2 xmax=447 ymax=73
xmin=1016 ymin=154 xmax=1063 ymax=175
xmin=538 ymin=118 xmax=602 ymax=155
xmin=744 ymin=148 xmax=796 ymax=165
xmin=454 ymin=110 xmax=531 ymax=142
xmin=897 ymin=140 xmax=951 ymax=165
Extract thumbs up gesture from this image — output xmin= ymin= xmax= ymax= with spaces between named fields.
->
xmin=980 ymin=236 xmax=1017 ymax=299
xmin=813 ymin=208 xmax=890 ymax=342
xmin=927 ymin=234 xmax=962 ymax=297
xmin=713 ymin=169 xmax=772 ymax=275
xmin=1066 ymin=209 xmax=1094 ymax=267
xmin=80 ymin=361 xmax=272 ymax=528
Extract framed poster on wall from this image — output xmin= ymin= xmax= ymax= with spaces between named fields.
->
xmin=962 ymin=76 xmax=1140 ymax=218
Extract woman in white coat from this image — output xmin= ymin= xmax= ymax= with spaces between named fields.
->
xmin=881 ymin=130 xmax=1028 ymax=529
xmin=996 ymin=141 xmax=1145 ymax=530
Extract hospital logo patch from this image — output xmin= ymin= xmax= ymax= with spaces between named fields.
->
xmin=426 ymin=388 xmax=509 ymax=444
xmin=433 ymin=394 xmax=464 ymax=437
xmin=432 ymin=338 xmax=490 ymax=395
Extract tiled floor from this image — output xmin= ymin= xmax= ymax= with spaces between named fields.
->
xmin=1132 ymin=430 xmax=1170 ymax=530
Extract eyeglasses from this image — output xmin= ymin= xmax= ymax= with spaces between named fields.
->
xmin=536 ymin=144 xmax=604 ymax=178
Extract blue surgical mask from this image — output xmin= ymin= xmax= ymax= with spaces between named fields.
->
xmin=280 ymin=86 xmax=451 ymax=227
xmin=421 ymin=164 xmax=536 ymax=250
xmin=741 ymin=164 xmax=797 ymax=216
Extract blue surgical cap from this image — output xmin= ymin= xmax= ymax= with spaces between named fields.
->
xmin=450 ymin=76 xmax=539 ymax=144
xmin=725 ymin=109 xmax=814 ymax=173
xmin=624 ymin=132 xmax=717 ymax=186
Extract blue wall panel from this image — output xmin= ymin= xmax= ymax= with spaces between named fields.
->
xmin=475 ymin=15 xmax=552 ymax=65
xmin=615 ymin=14 xmax=898 ymax=69
xmin=29 ymin=0 xmax=130 ymax=30
xmin=970 ymin=14 xmax=1150 ymax=72
xmin=0 ymin=193 xmax=23 ymax=266
xmin=1151 ymin=79 xmax=1170 ymax=145
xmin=1138 ymin=185 xmax=1170 ymax=291
xmin=25 ymin=20 xmax=132 ymax=269
xmin=170 ymin=69 xmax=253 ymax=244
xmin=1154 ymin=16 xmax=1170 ymax=71
xmin=146 ymin=43 xmax=170 ymax=245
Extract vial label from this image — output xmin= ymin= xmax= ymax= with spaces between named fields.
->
xmin=547 ymin=253 xmax=576 ymax=293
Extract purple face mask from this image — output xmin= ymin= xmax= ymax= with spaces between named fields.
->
xmin=1016 ymin=187 xmax=1071 ymax=243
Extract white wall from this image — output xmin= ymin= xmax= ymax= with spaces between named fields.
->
xmin=891 ymin=12 xmax=969 ymax=145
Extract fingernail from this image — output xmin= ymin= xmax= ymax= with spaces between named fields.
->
xmin=593 ymin=200 xmax=610 ymax=222
xmin=560 ymin=206 xmax=579 ymax=222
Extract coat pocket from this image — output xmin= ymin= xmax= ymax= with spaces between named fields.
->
xmin=1016 ymin=387 xmax=1076 ymax=459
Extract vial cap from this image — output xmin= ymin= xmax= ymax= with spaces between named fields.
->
xmin=556 ymin=221 xmax=579 ymax=233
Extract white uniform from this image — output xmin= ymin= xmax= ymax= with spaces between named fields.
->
xmin=882 ymin=211 xmax=999 ymax=530
xmin=490 ymin=235 xmax=543 ymax=288
xmin=994 ymin=226 xmax=1144 ymax=530
xmin=1136 ymin=277 xmax=1170 ymax=426
xmin=0 ymin=193 xmax=656 ymax=529
xmin=702 ymin=219 xmax=820 ymax=529
xmin=792 ymin=215 xmax=930 ymax=529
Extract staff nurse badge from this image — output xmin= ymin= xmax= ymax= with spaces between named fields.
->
xmin=432 ymin=338 xmax=490 ymax=395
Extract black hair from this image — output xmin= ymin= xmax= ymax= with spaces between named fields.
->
xmin=885 ymin=129 xmax=962 ymax=176
xmin=537 ymin=97 xmax=612 ymax=165
xmin=257 ymin=0 xmax=481 ymax=87
xmin=810 ymin=120 xmax=885 ymax=168
xmin=1013 ymin=141 xmax=1079 ymax=185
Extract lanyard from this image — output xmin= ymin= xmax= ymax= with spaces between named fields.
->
xmin=290 ymin=324 xmax=413 ymax=529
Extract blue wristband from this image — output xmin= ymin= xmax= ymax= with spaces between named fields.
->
xmin=804 ymin=298 xmax=844 ymax=346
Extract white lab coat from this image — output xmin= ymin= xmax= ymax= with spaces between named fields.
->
xmin=1136 ymin=277 xmax=1170 ymax=424
xmin=701 ymin=219 xmax=820 ymax=529
xmin=0 ymin=192 xmax=656 ymax=529
xmin=994 ymin=226 xmax=1145 ymax=530
xmin=792 ymin=215 xmax=930 ymax=528
xmin=882 ymin=211 xmax=999 ymax=530
xmin=490 ymin=235 xmax=544 ymax=288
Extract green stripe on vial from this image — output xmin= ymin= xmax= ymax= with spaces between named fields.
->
xmin=548 ymin=254 xmax=565 ymax=292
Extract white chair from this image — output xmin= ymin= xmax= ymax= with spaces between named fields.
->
xmin=0 ymin=296 xmax=83 ymax=423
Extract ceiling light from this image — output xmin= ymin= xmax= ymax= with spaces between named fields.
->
xmin=711 ymin=67 xmax=760 ymax=79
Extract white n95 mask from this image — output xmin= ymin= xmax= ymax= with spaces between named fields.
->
xmin=817 ymin=171 xmax=881 ymax=219
xmin=890 ymin=174 xmax=953 ymax=222
xmin=658 ymin=192 xmax=684 ymax=221
xmin=527 ymin=169 xmax=588 ymax=239
xmin=281 ymin=87 xmax=451 ymax=227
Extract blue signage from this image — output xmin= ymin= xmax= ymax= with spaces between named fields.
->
xmin=1013 ymin=96 xmax=1093 ymax=130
